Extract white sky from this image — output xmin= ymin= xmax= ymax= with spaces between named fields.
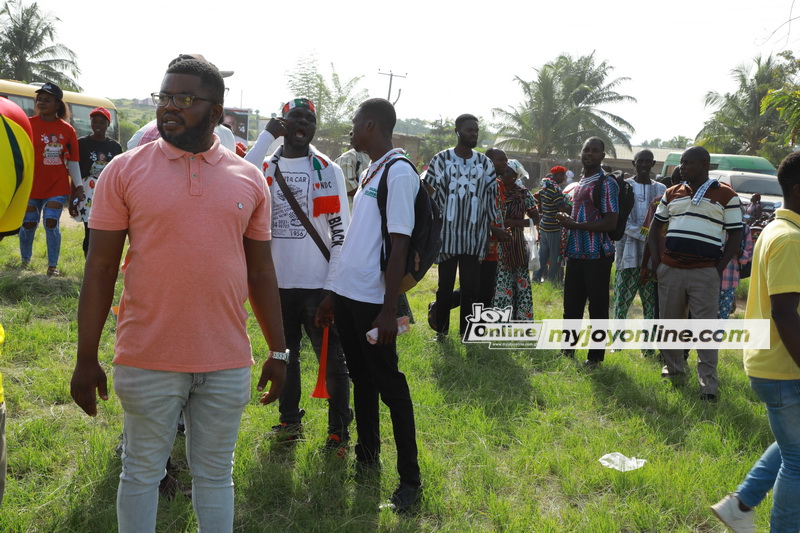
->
xmin=29 ymin=0 xmax=800 ymax=145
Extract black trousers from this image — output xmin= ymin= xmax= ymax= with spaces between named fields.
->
xmin=435 ymin=254 xmax=481 ymax=336
xmin=333 ymin=293 xmax=420 ymax=486
xmin=563 ymin=255 xmax=613 ymax=362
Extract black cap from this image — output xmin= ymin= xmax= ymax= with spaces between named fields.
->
xmin=35 ymin=82 xmax=63 ymax=100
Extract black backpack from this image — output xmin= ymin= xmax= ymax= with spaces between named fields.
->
xmin=377 ymin=157 xmax=443 ymax=293
xmin=592 ymin=171 xmax=634 ymax=241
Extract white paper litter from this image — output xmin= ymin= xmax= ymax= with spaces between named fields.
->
xmin=598 ymin=452 xmax=647 ymax=472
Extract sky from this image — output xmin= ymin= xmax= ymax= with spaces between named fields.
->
xmin=23 ymin=0 xmax=800 ymax=146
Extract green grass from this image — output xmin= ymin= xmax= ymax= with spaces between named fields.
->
xmin=0 ymin=226 xmax=770 ymax=532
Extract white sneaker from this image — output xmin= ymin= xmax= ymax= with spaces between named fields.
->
xmin=710 ymin=493 xmax=755 ymax=533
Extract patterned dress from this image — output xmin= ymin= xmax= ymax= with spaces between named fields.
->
xmin=493 ymin=184 xmax=537 ymax=320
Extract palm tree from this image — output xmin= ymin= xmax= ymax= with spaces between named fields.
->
xmin=697 ymin=55 xmax=788 ymax=155
xmin=493 ymin=52 xmax=636 ymax=159
xmin=0 ymin=0 xmax=81 ymax=90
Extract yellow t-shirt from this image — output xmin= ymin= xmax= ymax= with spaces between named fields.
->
xmin=744 ymin=208 xmax=800 ymax=379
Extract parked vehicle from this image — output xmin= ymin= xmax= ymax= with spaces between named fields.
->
xmin=709 ymin=170 xmax=782 ymax=215
xmin=661 ymin=152 xmax=776 ymax=178
xmin=0 ymin=79 xmax=119 ymax=141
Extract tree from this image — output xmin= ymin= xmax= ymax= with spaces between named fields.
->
xmin=493 ymin=52 xmax=636 ymax=159
xmin=697 ymin=54 xmax=795 ymax=158
xmin=0 ymin=0 xmax=81 ymax=90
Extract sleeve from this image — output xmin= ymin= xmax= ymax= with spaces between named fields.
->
xmin=739 ymin=225 xmax=754 ymax=265
xmin=243 ymin=171 xmax=271 ymax=242
xmin=386 ymin=163 xmax=419 ymax=236
xmin=87 ymin=158 xmax=130 ymax=231
xmin=600 ymin=177 xmax=619 ymax=214
xmin=67 ymin=160 xmax=82 ymax=187
xmin=484 ymin=160 xmax=500 ymax=227
xmin=524 ymin=190 xmax=538 ymax=217
xmin=723 ymin=193 xmax=743 ymax=230
xmin=323 ymin=164 xmax=351 ymax=290
xmin=654 ymin=192 xmax=671 ymax=223
xmin=766 ymin=236 xmax=800 ymax=296
xmin=243 ymin=130 xmax=276 ymax=171
xmin=111 ymin=141 xmax=123 ymax=158
xmin=78 ymin=138 xmax=91 ymax=178
xmin=423 ymin=153 xmax=446 ymax=211
xmin=65 ymin=124 xmax=80 ymax=162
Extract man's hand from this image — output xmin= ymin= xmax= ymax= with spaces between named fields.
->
xmin=556 ymin=212 xmax=577 ymax=229
xmin=489 ymin=225 xmax=512 ymax=242
xmin=70 ymin=361 xmax=108 ymax=417
xmin=372 ymin=307 xmax=399 ymax=346
xmin=265 ymin=118 xmax=288 ymax=139
xmin=315 ymin=292 xmax=335 ymax=328
xmin=258 ymin=357 xmax=287 ymax=405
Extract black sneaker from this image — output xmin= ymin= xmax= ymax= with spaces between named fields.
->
xmin=269 ymin=422 xmax=304 ymax=442
xmin=582 ymin=360 xmax=601 ymax=370
xmin=381 ymin=482 xmax=422 ymax=513
xmin=700 ymin=393 xmax=718 ymax=403
xmin=322 ymin=434 xmax=349 ymax=459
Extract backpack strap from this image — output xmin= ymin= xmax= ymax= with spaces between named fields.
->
xmin=377 ymin=157 xmax=418 ymax=270
xmin=273 ymin=163 xmax=331 ymax=262
xmin=592 ymin=173 xmax=607 ymax=211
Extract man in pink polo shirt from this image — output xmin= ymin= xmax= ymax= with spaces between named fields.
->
xmin=70 ymin=58 xmax=287 ymax=532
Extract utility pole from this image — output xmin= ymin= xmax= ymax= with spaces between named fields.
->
xmin=378 ymin=70 xmax=407 ymax=105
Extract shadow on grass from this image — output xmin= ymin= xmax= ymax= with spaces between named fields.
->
xmin=585 ymin=360 xmax=772 ymax=452
xmin=0 ymin=268 xmax=81 ymax=305
xmin=53 ymin=448 xmax=121 ymax=532
xmin=430 ymin=337 xmax=537 ymax=418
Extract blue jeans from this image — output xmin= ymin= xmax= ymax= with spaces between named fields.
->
xmin=534 ymin=230 xmax=562 ymax=283
xmin=750 ymin=377 xmax=800 ymax=532
xmin=737 ymin=441 xmax=781 ymax=509
xmin=114 ymin=365 xmax=251 ymax=533
xmin=19 ymin=195 xmax=68 ymax=267
xmin=278 ymin=288 xmax=352 ymax=436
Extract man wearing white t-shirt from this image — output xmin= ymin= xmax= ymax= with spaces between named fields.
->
xmin=331 ymin=98 xmax=422 ymax=513
xmin=244 ymin=98 xmax=352 ymax=452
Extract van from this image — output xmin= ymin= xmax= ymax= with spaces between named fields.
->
xmin=660 ymin=152 xmax=776 ymax=178
xmin=0 ymin=80 xmax=119 ymax=141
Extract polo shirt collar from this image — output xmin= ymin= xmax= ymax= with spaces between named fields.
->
xmin=775 ymin=208 xmax=800 ymax=226
xmin=157 ymin=134 xmax=223 ymax=165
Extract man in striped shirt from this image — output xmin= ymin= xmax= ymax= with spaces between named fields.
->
xmin=534 ymin=166 xmax=568 ymax=283
xmin=424 ymin=114 xmax=504 ymax=339
xmin=648 ymin=146 xmax=742 ymax=401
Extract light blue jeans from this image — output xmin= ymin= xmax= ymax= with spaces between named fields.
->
xmin=749 ymin=377 xmax=800 ymax=532
xmin=736 ymin=441 xmax=781 ymax=508
xmin=114 ymin=365 xmax=251 ymax=533
xmin=19 ymin=195 xmax=68 ymax=267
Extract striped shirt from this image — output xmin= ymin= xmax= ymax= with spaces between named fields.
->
xmin=654 ymin=179 xmax=742 ymax=268
xmin=565 ymin=172 xmax=619 ymax=259
xmin=537 ymin=178 xmax=566 ymax=232
xmin=424 ymin=148 xmax=499 ymax=261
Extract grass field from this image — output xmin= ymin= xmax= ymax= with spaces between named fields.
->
xmin=0 ymin=225 xmax=771 ymax=532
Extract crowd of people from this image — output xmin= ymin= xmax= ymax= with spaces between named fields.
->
xmin=1 ymin=52 xmax=800 ymax=532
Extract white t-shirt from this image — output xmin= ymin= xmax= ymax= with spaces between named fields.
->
xmin=332 ymin=149 xmax=419 ymax=305
xmin=268 ymin=156 xmax=349 ymax=289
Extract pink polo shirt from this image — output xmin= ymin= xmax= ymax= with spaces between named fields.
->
xmin=89 ymin=137 xmax=271 ymax=372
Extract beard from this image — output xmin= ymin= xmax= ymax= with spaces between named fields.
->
xmin=461 ymin=137 xmax=478 ymax=149
xmin=158 ymin=111 xmax=215 ymax=152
